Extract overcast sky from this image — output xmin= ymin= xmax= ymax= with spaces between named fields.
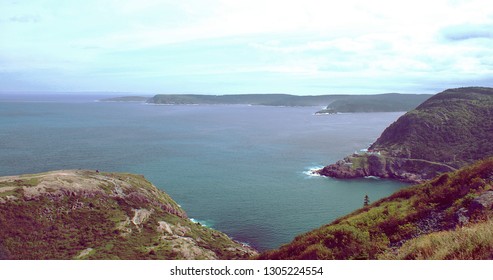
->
xmin=1 ymin=0 xmax=493 ymax=94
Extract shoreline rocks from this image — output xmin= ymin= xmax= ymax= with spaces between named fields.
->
xmin=316 ymin=153 xmax=455 ymax=184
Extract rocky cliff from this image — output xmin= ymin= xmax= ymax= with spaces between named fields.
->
xmin=0 ymin=170 xmax=257 ymax=260
xmin=318 ymin=87 xmax=493 ymax=183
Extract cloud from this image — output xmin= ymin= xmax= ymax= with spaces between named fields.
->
xmin=8 ymin=14 xmax=40 ymax=23
xmin=441 ymin=24 xmax=493 ymax=41
xmin=2 ymin=0 xmax=493 ymax=94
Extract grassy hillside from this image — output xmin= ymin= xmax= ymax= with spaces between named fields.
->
xmin=370 ymin=87 xmax=493 ymax=168
xmin=0 ymin=170 xmax=256 ymax=260
xmin=319 ymin=87 xmax=493 ymax=182
xmin=261 ymin=157 xmax=493 ymax=259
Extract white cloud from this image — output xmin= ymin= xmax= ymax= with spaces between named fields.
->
xmin=1 ymin=0 xmax=493 ymax=93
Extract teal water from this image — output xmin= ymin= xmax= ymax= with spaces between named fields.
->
xmin=0 ymin=94 xmax=407 ymax=251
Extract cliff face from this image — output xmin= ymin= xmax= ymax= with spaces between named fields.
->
xmin=319 ymin=154 xmax=456 ymax=183
xmin=0 ymin=170 xmax=257 ymax=260
xmin=319 ymin=87 xmax=493 ymax=183
xmin=261 ymin=158 xmax=493 ymax=260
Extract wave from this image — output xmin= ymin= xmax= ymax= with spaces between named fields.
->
xmin=190 ymin=218 xmax=215 ymax=228
xmin=302 ymin=166 xmax=325 ymax=178
xmin=364 ymin=176 xmax=381 ymax=180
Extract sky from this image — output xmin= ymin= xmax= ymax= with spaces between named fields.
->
xmin=1 ymin=0 xmax=493 ymax=95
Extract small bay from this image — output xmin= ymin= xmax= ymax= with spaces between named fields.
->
xmin=0 ymin=94 xmax=407 ymax=251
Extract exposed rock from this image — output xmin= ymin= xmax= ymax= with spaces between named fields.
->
xmin=469 ymin=191 xmax=493 ymax=212
xmin=169 ymin=237 xmax=217 ymax=260
xmin=76 ymin=248 xmax=94 ymax=259
xmin=456 ymin=208 xmax=469 ymax=226
xmin=157 ymin=221 xmax=173 ymax=235
xmin=116 ymin=217 xmax=133 ymax=237
xmin=113 ymin=185 xmax=125 ymax=197
xmin=318 ymin=153 xmax=455 ymax=184
xmin=131 ymin=208 xmax=153 ymax=226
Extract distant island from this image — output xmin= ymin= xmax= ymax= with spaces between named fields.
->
xmin=103 ymin=93 xmax=432 ymax=113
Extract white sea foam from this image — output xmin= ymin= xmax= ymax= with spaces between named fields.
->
xmin=190 ymin=218 xmax=214 ymax=228
xmin=303 ymin=166 xmax=325 ymax=178
xmin=364 ymin=176 xmax=381 ymax=180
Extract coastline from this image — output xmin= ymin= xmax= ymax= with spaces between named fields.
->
xmin=315 ymin=152 xmax=459 ymax=184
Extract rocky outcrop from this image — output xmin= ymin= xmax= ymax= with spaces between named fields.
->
xmin=317 ymin=154 xmax=455 ymax=183
xmin=0 ymin=170 xmax=257 ymax=260
xmin=469 ymin=191 xmax=493 ymax=212
xmin=455 ymin=191 xmax=493 ymax=226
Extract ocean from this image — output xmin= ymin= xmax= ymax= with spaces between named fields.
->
xmin=0 ymin=94 xmax=407 ymax=251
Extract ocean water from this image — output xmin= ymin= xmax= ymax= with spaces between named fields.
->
xmin=0 ymin=94 xmax=407 ymax=251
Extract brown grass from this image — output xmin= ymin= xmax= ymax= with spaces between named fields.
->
xmin=382 ymin=219 xmax=493 ymax=260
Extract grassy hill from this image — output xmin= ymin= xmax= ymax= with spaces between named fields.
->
xmin=319 ymin=87 xmax=493 ymax=182
xmin=260 ymin=157 xmax=493 ymax=259
xmin=0 ymin=170 xmax=256 ymax=260
xmin=370 ymin=87 xmax=493 ymax=167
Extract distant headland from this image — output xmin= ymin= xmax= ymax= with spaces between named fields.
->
xmin=102 ymin=93 xmax=432 ymax=113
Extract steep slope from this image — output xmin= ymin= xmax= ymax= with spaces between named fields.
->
xmin=260 ymin=158 xmax=493 ymax=260
xmin=0 ymin=170 xmax=256 ymax=260
xmin=370 ymin=87 xmax=493 ymax=167
xmin=318 ymin=87 xmax=493 ymax=182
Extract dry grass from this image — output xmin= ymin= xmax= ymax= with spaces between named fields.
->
xmin=382 ymin=219 xmax=493 ymax=260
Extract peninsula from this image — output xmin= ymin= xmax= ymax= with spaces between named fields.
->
xmin=317 ymin=87 xmax=493 ymax=183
